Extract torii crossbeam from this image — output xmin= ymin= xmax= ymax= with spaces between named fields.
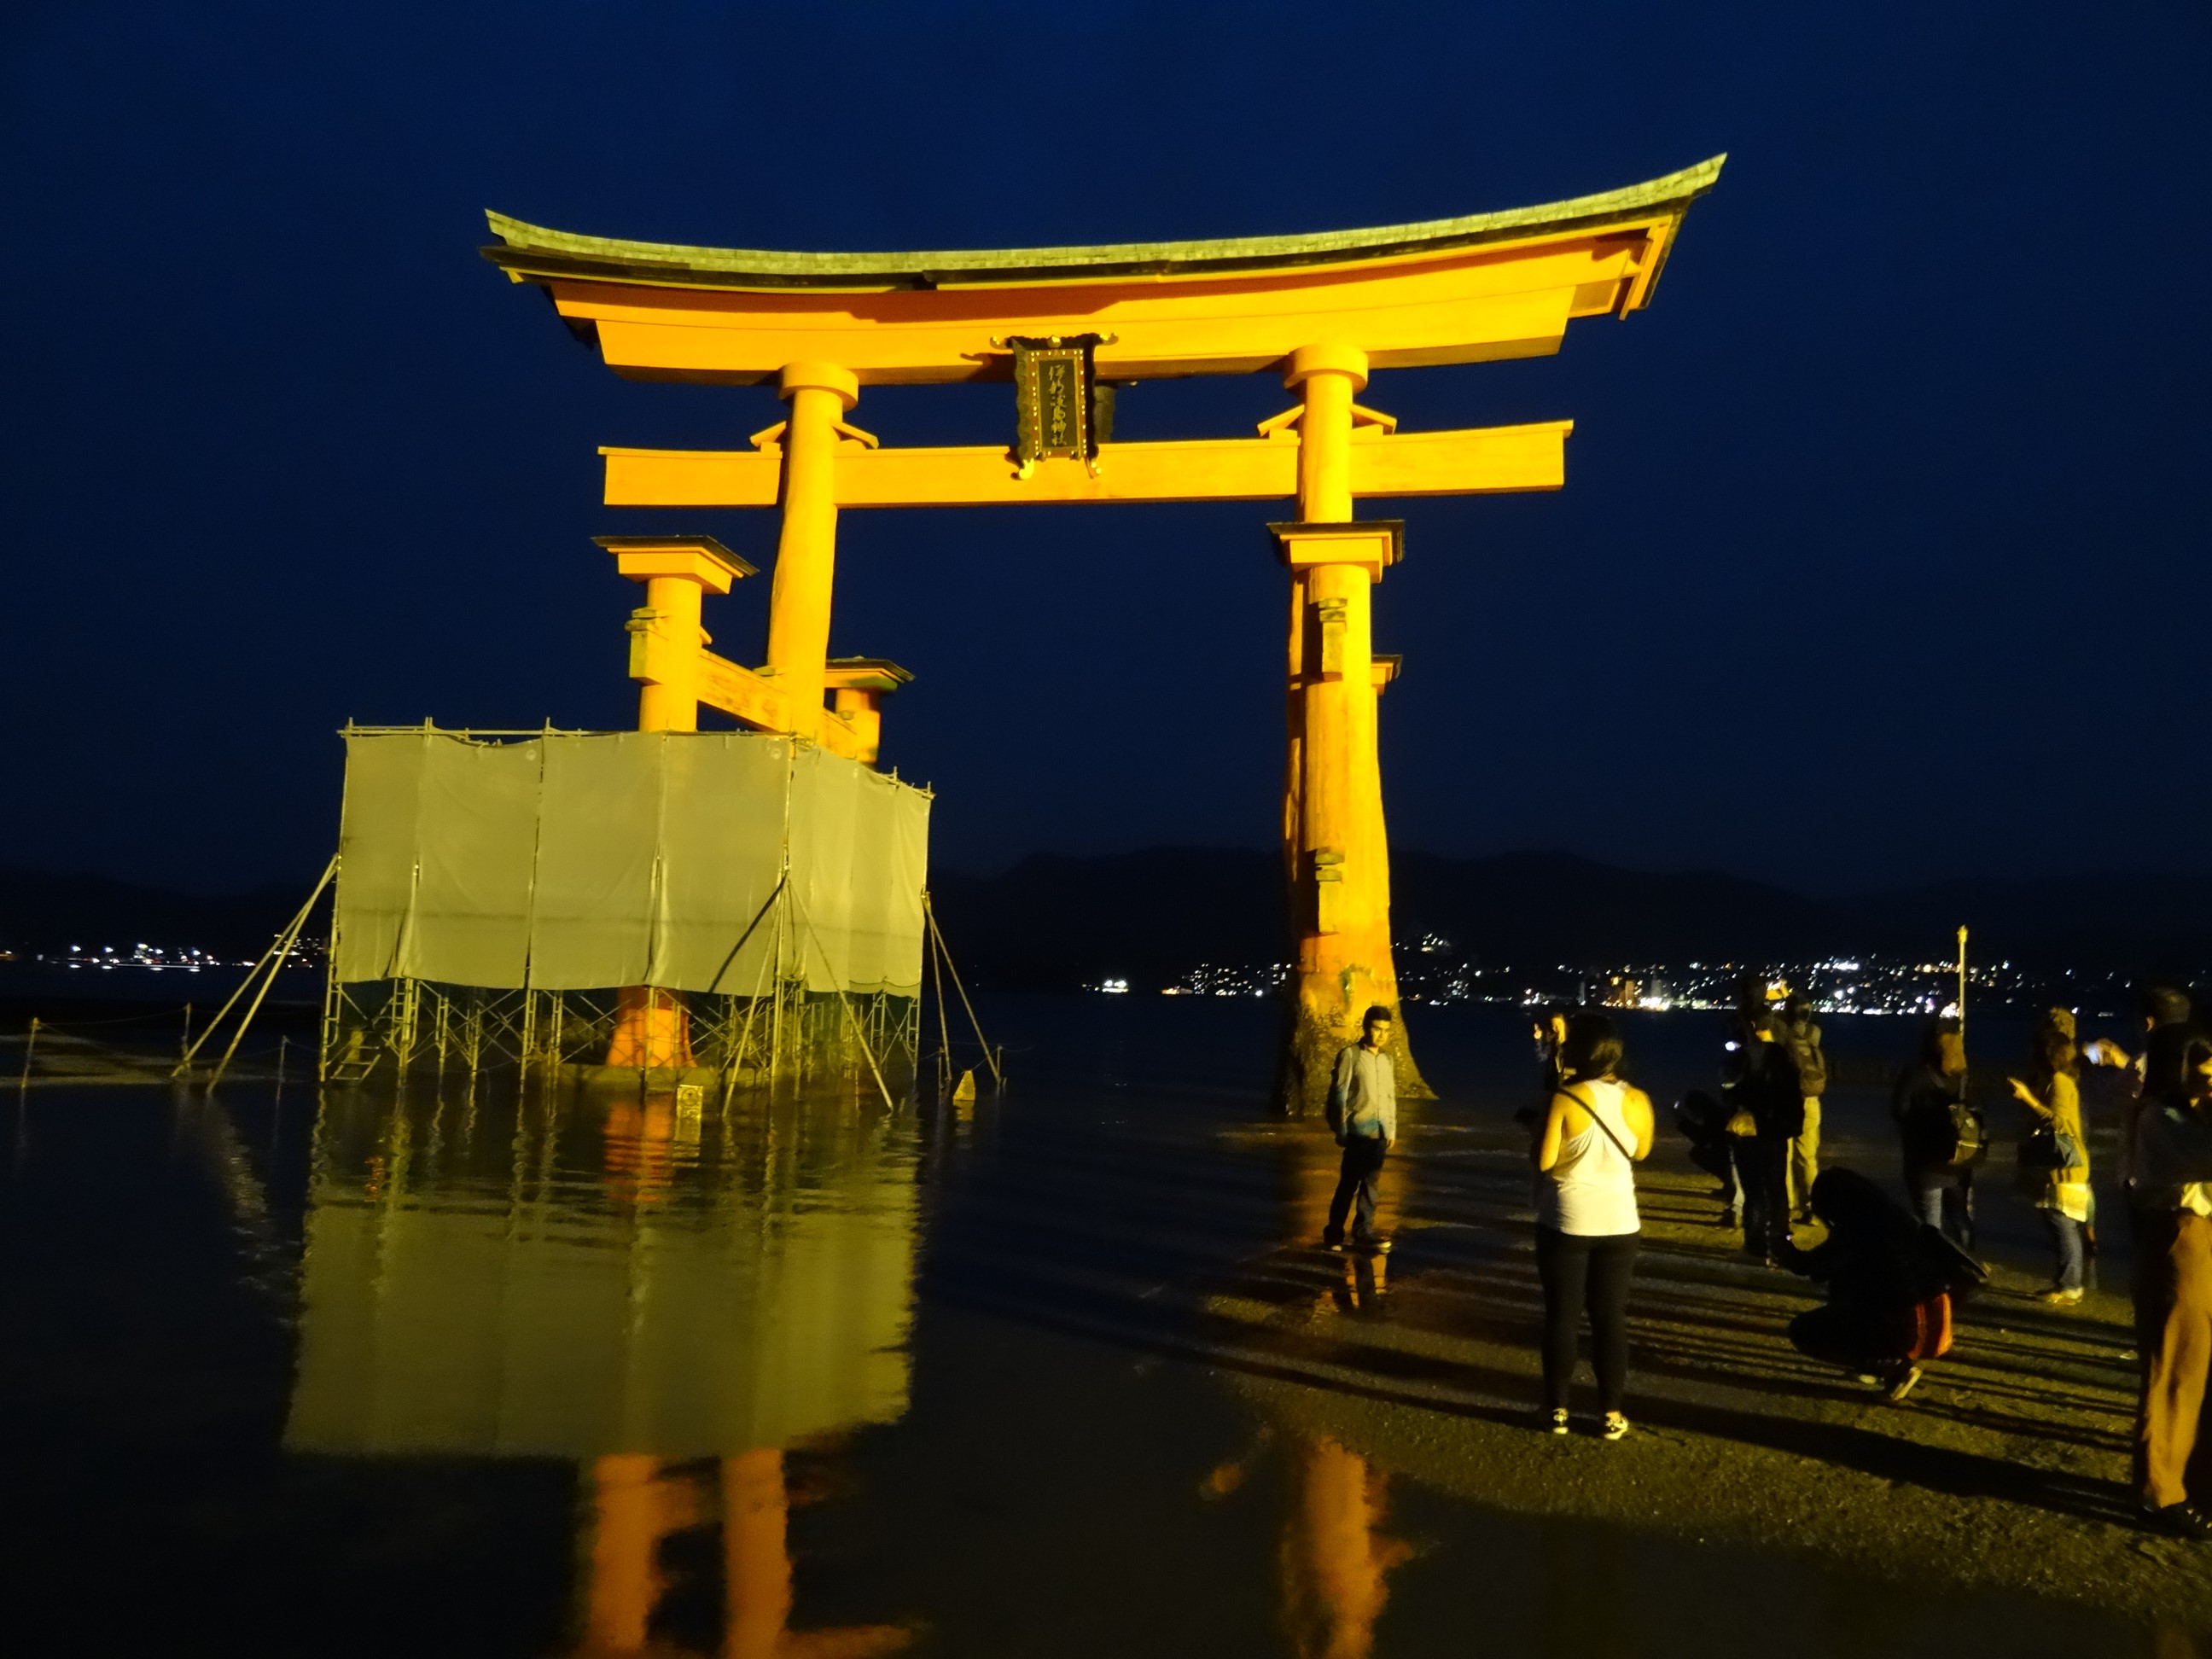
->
xmin=486 ymin=154 xmax=1724 ymax=1108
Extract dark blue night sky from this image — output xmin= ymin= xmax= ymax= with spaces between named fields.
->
xmin=5 ymin=3 xmax=2207 ymax=895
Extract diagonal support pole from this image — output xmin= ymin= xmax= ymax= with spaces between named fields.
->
xmin=923 ymin=894 xmax=1002 ymax=1091
xmin=178 ymin=855 xmax=338 ymax=1082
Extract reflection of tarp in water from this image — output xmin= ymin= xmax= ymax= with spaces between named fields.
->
xmin=333 ymin=727 xmax=930 ymax=998
xmin=284 ymin=1089 xmax=917 ymax=1459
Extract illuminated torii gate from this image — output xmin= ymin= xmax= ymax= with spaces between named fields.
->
xmin=486 ymin=156 xmax=1723 ymax=1108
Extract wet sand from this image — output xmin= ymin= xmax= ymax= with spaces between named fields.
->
xmin=2 ymin=995 xmax=2203 ymax=1655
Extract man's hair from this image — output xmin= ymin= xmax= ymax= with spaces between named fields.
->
xmin=2146 ymin=1022 xmax=2201 ymax=1104
xmin=2141 ymin=983 xmax=2192 ymax=1027
xmin=1561 ymin=1011 xmax=1624 ymax=1081
xmin=1363 ymin=1004 xmax=1393 ymax=1028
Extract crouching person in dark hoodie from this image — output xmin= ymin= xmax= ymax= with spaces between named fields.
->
xmin=1780 ymin=1169 xmax=1950 ymax=1405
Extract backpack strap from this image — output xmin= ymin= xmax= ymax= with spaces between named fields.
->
xmin=1559 ymin=1085 xmax=1638 ymax=1162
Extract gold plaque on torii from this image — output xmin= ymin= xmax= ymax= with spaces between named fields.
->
xmin=1002 ymin=334 xmax=1108 ymax=475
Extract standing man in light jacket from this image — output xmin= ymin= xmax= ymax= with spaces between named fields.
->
xmin=1324 ymin=1005 xmax=1398 ymax=1254
xmin=1780 ymin=992 xmax=1829 ymax=1225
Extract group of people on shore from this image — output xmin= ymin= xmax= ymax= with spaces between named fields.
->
xmin=1316 ymin=982 xmax=2212 ymax=1539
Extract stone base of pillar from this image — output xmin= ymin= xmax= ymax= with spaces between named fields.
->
xmin=606 ymin=986 xmax=695 ymax=1070
xmin=1275 ymin=971 xmax=1435 ymax=1116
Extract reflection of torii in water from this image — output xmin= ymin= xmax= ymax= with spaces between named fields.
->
xmin=1203 ymin=1422 xmax=1408 ymax=1659
xmin=579 ymin=1452 xmax=906 ymax=1659
xmin=1280 ymin=1437 xmax=1411 ymax=1659
xmin=286 ymin=1086 xmax=923 ymax=1656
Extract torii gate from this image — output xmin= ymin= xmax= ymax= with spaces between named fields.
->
xmin=486 ymin=155 xmax=1723 ymax=1109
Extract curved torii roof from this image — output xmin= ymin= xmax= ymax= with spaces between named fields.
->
xmin=484 ymin=155 xmax=1724 ymax=385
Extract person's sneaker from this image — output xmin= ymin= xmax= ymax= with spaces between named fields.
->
xmin=1883 ymin=1365 xmax=1923 ymax=1404
xmin=1547 ymin=1408 xmax=1570 ymax=1436
xmin=1854 ymin=1373 xmax=1882 ymax=1388
xmin=2141 ymin=1501 xmax=2212 ymax=1540
xmin=1602 ymin=1412 xmax=1630 ymax=1442
xmin=2040 ymin=1286 xmax=2084 ymax=1305
xmin=1323 ymin=1237 xmax=1347 ymax=1254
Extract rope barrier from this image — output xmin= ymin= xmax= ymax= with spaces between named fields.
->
xmin=2 ymin=1004 xmax=195 ymax=1030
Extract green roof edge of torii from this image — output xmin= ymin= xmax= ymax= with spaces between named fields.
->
xmin=481 ymin=154 xmax=1726 ymax=293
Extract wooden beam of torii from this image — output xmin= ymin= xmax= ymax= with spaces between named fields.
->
xmin=600 ymin=420 xmax=1569 ymax=509
xmin=486 ymin=154 xmax=1724 ymax=1105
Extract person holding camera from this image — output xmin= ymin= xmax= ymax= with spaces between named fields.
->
xmin=1780 ymin=1168 xmax=1971 ymax=1405
xmin=2009 ymin=1029 xmax=2091 ymax=1303
xmin=1731 ymin=1011 xmax=1804 ymax=1265
xmin=1893 ymin=1017 xmax=1977 ymax=1249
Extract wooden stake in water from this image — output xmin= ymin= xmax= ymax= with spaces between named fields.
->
xmin=1956 ymin=925 xmax=1969 ymax=1051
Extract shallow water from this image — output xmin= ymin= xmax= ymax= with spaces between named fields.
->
xmin=0 ymin=997 xmax=2177 ymax=1656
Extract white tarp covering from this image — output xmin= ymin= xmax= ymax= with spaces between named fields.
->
xmin=333 ymin=730 xmax=929 ymax=996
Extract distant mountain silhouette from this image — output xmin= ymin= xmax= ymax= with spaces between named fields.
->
xmin=0 ymin=868 xmax=316 ymax=958
xmin=7 ymin=852 xmax=2208 ymax=990
xmin=933 ymin=848 xmax=2212 ymax=989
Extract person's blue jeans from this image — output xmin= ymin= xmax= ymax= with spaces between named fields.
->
xmin=1325 ymin=1134 xmax=1388 ymax=1245
xmin=2045 ymin=1209 xmax=2086 ymax=1291
xmin=1907 ymin=1169 xmax=1974 ymax=1249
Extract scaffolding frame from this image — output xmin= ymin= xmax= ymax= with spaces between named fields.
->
xmin=320 ymin=977 xmax=920 ymax=1094
xmin=316 ymin=723 xmax=938 ymax=1104
xmin=319 ymin=858 xmax=923 ymax=1101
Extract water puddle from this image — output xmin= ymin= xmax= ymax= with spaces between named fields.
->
xmin=0 ymin=999 xmax=2192 ymax=1654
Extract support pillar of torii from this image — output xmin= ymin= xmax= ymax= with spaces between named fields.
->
xmin=1273 ymin=341 xmax=1423 ymax=1100
xmin=482 ymin=154 xmax=1726 ymax=1109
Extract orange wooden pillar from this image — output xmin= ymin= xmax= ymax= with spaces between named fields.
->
xmin=764 ymin=361 xmax=859 ymax=740
xmin=582 ymin=1455 xmax=700 ymax=1654
xmin=601 ymin=536 xmax=751 ymax=1070
xmin=1276 ymin=345 xmax=1428 ymax=1113
xmin=602 ymin=535 xmax=754 ymax=732
xmin=824 ymin=657 xmax=912 ymax=768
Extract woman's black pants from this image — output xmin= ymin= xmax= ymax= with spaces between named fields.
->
xmin=1534 ymin=1225 xmax=1639 ymax=1413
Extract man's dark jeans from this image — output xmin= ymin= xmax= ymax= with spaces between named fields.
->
xmin=1739 ymin=1134 xmax=1792 ymax=1258
xmin=1325 ymin=1134 xmax=1388 ymax=1246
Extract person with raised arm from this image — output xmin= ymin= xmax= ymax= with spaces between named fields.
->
xmin=2008 ymin=1028 xmax=2091 ymax=1304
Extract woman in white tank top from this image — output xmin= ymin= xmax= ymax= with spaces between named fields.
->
xmin=1532 ymin=1013 xmax=1654 ymax=1440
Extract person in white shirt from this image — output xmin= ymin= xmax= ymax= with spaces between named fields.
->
xmin=1532 ymin=1012 xmax=1653 ymax=1440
